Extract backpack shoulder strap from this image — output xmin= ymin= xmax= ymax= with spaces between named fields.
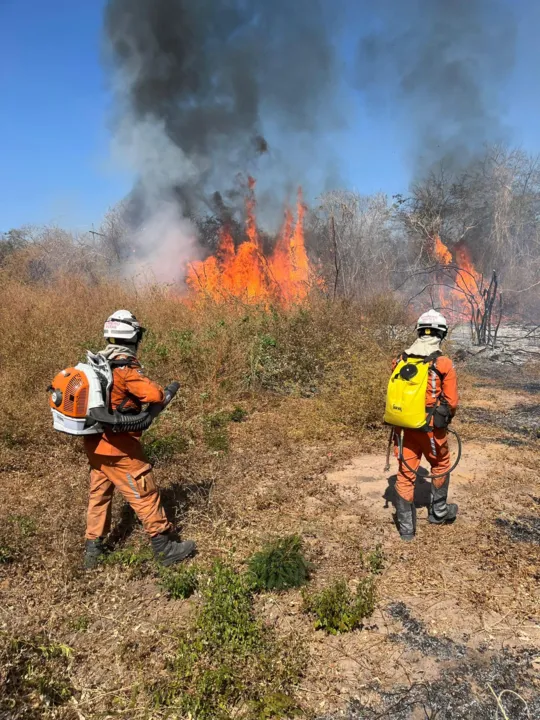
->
xmin=427 ymin=352 xmax=444 ymax=380
xmin=109 ymin=356 xmax=139 ymax=369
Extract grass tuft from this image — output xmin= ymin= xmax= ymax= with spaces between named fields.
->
xmin=142 ymin=432 xmax=189 ymax=464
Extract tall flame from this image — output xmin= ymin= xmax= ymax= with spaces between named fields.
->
xmin=431 ymin=235 xmax=484 ymax=321
xmin=187 ymin=181 xmax=312 ymax=305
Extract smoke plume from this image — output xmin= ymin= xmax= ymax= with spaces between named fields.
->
xmin=356 ymin=0 xmax=516 ymax=174
xmin=103 ymin=0 xmax=344 ymax=278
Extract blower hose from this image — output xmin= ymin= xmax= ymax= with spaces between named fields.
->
xmin=88 ymin=382 xmax=180 ymax=433
xmin=384 ymin=427 xmax=462 ymax=479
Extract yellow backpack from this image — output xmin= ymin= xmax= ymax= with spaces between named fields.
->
xmin=384 ymin=352 xmax=441 ymax=431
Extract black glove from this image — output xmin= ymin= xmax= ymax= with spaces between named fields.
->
xmin=163 ymin=382 xmax=180 ymax=406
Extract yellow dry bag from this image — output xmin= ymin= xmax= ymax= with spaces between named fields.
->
xmin=384 ymin=353 xmax=440 ymax=431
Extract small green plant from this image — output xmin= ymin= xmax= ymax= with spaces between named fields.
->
xmin=0 ymin=633 xmax=74 ymax=712
xmin=201 ymin=407 xmax=247 ymax=452
xmin=247 ymin=535 xmax=311 ymax=592
xmin=0 ymin=544 xmax=14 ymax=564
xmin=103 ymin=545 xmax=155 ymax=579
xmin=71 ymin=615 xmax=90 ymax=632
xmin=143 ymin=433 xmax=189 ymax=463
xmin=252 ymin=691 xmax=303 ymax=719
xmin=158 ymin=564 xmax=199 ymax=599
xmin=8 ymin=514 xmax=37 ymax=537
xmin=104 ymin=546 xmax=152 ymax=567
xmin=303 ymin=576 xmax=377 ymax=635
xmin=203 ymin=412 xmax=230 ymax=452
xmin=362 ymin=543 xmax=385 ymax=575
xmin=229 ymin=405 xmax=248 ymax=422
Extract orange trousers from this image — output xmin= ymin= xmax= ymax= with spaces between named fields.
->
xmin=395 ymin=427 xmax=450 ymax=502
xmin=85 ymin=452 xmax=171 ymax=540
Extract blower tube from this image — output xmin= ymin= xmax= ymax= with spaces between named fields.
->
xmin=88 ymin=382 xmax=180 ymax=433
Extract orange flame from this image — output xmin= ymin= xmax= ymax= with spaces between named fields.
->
xmin=431 ymin=235 xmax=483 ymax=322
xmin=433 ymin=235 xmax=452 ymax=266
xmin=187 ymin=182 xmax=313 ymax=305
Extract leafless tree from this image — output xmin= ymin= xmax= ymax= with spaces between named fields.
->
xmin=308 ymin=191 xmax=399 ymax=300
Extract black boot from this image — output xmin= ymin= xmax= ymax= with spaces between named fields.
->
xmin=84 ymin=538 xmax=106 ymax=569
xmin=428 ymin=475 xmax=458 ymax=525
xmin=395 ymin=494 xmax=416 ymax=541
xmin=151 ymin=533 xmax=196 ymax=566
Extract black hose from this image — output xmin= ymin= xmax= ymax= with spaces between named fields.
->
xmin=87 ymin=382 xmax=180 ymax=434
xmin=396 ymin=427 xmax=462 ymax=480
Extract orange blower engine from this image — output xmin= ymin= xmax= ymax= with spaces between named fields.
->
xmin=48 ymin=352 xmax=179 ymax=436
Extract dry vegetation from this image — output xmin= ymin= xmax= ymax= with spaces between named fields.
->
xmin=0 ymin=249 xmax=539 ymax=719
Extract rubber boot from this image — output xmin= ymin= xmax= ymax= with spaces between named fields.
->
xmin=395 ymin=494 xmax=417 ymax=541
xmin=428 ymin=475 xmax=458 ymax=524
xmin=84 ymin=538 xmax=106 ymax=569
xmin=151 ymin=533 xmax=196 ymax=566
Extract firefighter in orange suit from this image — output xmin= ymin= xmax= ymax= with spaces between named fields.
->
xmin=393 ymin=310 xmax=459 ymax=541
xmin=83 ymin=310 xmax=196 ymax=569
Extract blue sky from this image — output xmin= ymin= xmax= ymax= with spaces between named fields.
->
xmin=1 ymin=0 xmax=539 ymax=232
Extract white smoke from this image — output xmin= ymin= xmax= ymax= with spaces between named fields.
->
xmin=121 ymin=200 xmax=200 ymax=284
xmin=110 ymin=114 xmax=204 ymax=283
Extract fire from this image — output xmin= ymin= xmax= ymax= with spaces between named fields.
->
xmin=430 ymin=235 xmax=484 ymax=322
xmin=433 ymin=235 xmax=452 ymax=265
xmin=187 ymin=179 xmax=313 ymax=305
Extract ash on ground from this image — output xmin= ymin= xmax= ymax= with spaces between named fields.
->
xmin=317 ymin=604 xmax=539 ymax=720
xmin=452 ymin=322 xmax=540 ymax=365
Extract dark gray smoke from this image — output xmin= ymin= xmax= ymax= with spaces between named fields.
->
xmin=356 ymin=0 xmax=516 ymax=174
xmin=104 ymin=0 xmax=344 ymax=254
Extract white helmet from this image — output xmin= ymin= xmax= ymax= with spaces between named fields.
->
xmin=416 ymin=309 xmax=448 ymax=338
xmin=104 ymin=310 xmax=145 ymax=344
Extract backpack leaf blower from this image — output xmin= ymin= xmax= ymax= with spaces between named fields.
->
xmin=48 ymin=352 xmax=179 ymax=436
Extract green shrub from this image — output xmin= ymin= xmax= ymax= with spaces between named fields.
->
xmin=197 ymin=561 xmax=260 ymax=652
xmin=303 ymin=576 xmax=377 ymax=635
xmin=151 ymin=561 xmax=304 ymax=719
xmin=247 ymin=535 xmax=311 ymax=592
xmin=158 ymin=564 xmax=199 ymax=599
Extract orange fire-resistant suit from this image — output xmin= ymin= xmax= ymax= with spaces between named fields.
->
xmin=83 ymin=357 xmax=171 ymax=540
xmin=394 ymin=355 xmax=459 ymax=503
